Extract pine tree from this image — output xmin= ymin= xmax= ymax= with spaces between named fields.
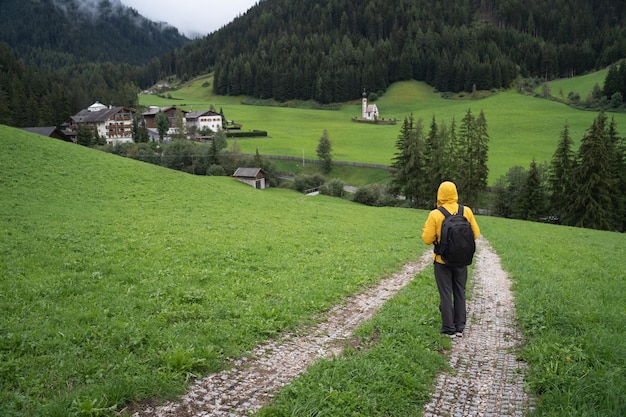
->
xmin=391 ymin=114 xmax=426 ymax=206
xmin=155 ymin=112 xmax=169 ymax=143
xmin=515 ymin=159 xmax=545 ymax=221
xmin=316 ymin=129 xmax=333 ymax=173
xmin=453 ymin=109 xmax=490 ymax=208
xmin=423 ymin=115 xmax=447 ymax=204
xmin=563 ymin=112 xmax=616 ymax=230
xmin=607 ymin=117 xmax=626 ymax=231
xmin=548 ymin=122 xmax=575 ymax=219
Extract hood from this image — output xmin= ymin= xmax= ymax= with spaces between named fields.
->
xmin=437 ymin=181 xmax=458 ymax=206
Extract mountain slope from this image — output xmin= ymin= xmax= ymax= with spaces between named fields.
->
xmin=168 ymin=0 xmax=626 ymax=102
xmin=0 ymin=0 xmax=190 ymax=69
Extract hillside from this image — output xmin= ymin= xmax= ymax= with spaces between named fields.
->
xmin=2 ymin=126 xmax=625 ymax=417
xmin=0 ymin=125 xmax=426 ymax=414
xmin=0 ymin=0 xmax=190 ymax=70
xmin=139 ymin=76 xmax=626 ymax=184
xmin=170 ymin=0 xmax=626 ymax=102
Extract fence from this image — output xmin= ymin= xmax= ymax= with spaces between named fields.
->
xmin=238 ymin=153 xmax=395 ymax=171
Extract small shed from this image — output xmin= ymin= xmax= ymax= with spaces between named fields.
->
xmin=233 ymin=167 xmax=267 ymax=189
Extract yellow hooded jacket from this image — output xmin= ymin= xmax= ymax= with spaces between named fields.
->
xmin=421 ymin=181 xmax=480 ymax=264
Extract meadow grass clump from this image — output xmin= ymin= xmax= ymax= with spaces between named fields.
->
xmin=479 ymin=216 xmax=626 ymax=416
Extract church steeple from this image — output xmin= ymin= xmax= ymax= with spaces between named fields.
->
xmin=362 ymin=90 xmax=367 ymax=119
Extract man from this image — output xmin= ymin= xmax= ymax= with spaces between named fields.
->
xmin=422 ymin=181 xmax=480 ymax=338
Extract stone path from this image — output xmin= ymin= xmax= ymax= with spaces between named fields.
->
xmin=132 ymin=237 xmax=532 ymax=417
xmin=422 ymin=237 xmax=532 ymax=417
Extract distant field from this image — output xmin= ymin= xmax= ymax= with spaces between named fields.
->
xmin=536 ymin=68 xmax=609 ymax=100
xmin=140 ymin=75 xmax=626 ymax=184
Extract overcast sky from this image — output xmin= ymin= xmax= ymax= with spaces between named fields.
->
xmin=122 ymin=0 xmax=259 ymax=38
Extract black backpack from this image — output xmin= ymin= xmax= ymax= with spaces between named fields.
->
xmin=434 ymin=205 xmax=476 ymax=266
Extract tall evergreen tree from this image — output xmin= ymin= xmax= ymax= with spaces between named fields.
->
xmin=607 ymin=116 xmax=626 ymax=231
xmin=548 ymin=122 xmax=575 ymax=219
xmin=515 ymin=159 xmax=545 ymax=221
xmin=391 ymin=114 xmax=426 ymax=206
xmin=423 ymin=115 xmax=448 ymax=204
xmin=456 ymin=109 xmax=489 ymax=208
xmin=563 ymin=112 xmax=616 ymax=230
xmin=316 ymin=129 xmax=333 ymax=173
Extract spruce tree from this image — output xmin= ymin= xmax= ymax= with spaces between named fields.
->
xmin=563 ymin=112 xmax=616 ymax=230
xmin=423 ymin=115 xmax=447 ymax=205
xmin=515 ymin=159 xmax=545 ymax=221
xmin=391 ymin=114 xmax=426 ymax=206
xmin=607 ymin=117 xmax=626 ymax=231
xmin=457 ymin=109 xmax=489 ymax=208
xmin=316 ymin=129 xmax=333 ymax=173
xmin=548 ymin=122 xmax=575 ymax=220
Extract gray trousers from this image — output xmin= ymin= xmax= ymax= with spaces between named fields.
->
xmin=434 ymin=262 xmax=467 ymax=334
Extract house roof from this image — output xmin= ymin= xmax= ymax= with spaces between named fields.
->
xmin=233 ymin=167 xmax=265 ymax=178
xmin=71 ymin=106 xmax=134 ymax=123
xmin=142 ymin=106 xmax=187 ymax=116
xmin=185 ymin=110 xmax=221 ymax=120
xmin=21 ymin=126 xmax=59 ymax=136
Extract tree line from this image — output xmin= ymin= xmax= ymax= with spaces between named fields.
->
xmin=391 ymin=109 xmax=489 ymax=209
xmin=2 ymin=0 xmax=626 ymax=128
xmin=389 ymin=109 xmax=625 ymax=232
xmin=493 ymin=112 xmax=625 ymax=232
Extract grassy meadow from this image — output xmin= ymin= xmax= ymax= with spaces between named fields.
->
xmin=2 ymin=123 xmax=625 ymax=416
xmin=140 ymin=73 xmax=626 ymax=184
xmin=1 ymin=127 xmax=429 ymax=415
xmin=2 ymin=69 xmax=625 ymax=416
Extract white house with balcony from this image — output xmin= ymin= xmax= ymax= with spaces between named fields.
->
xmin=66 ymin=101 xmax=136 ymax=144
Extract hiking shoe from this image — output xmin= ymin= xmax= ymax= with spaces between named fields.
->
xmin=442 ymin=331 xmax=456 ymax=338
xmin=455 ymin=332 xmax=463 ymax=338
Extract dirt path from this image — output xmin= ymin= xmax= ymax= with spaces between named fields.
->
xmin=132 ymin=237 xmax=531 ymax=417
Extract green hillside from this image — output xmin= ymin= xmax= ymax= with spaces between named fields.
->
xmin=0 ymin=126 xmax=427 ymax=415
xmin=141 ymin=78 xmax=626 ymax=184
xmin=1 ymin=126 xmax=625 ymax=416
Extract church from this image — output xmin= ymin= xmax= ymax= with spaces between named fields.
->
xmin=361 ymin=91 xmax=379 ymax=120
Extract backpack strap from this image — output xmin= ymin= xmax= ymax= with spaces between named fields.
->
xmin=435 ymin=206 xmax=451 ymax=248
xmin=438 ymin=206 xmax=451 ymax=218
xmin=438 ymin=204 xmax=463 ymax=217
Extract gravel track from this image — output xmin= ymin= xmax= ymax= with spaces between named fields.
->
xmin=132 ymin=237 xmax=531 ymax=417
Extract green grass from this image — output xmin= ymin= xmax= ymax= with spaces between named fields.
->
xmin=259 ymin=268 xmax=448 ymax=417
xmin=140 ymin=76 xmax=626 ymax=184
xmin=479 ymin=217 xmax=626 ymax=416
xmin=537 ymin=69 xmax=610 ymax=101
xmin=271 ymin=159 xmax=393 ymax=187
xmin=3 ymin=121 xmax=626 ymax=416
xmin=0 ymin=126 xmax=429 ymax=416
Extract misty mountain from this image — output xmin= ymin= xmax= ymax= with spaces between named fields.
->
xmin=0 ymin=0 xmax=190 ymax=70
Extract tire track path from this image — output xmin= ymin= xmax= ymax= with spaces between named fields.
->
xmin=133 ymin=238 xmax=532 ymax=417
xmin=133 ymin=251 xmax=434 ymax=416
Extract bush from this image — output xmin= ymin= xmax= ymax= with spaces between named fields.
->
xmin=353 ymin=184 xmax=397 ymax=207
xmin=353 ymin=184 xmax=381 ymax=206
xmin=207 ymin=164 xmax=226 ymax=176
xmin=294 ymin=173 xmax=326 ymax=193
xmin=320 ymin=178 xmax=345 ymax=197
